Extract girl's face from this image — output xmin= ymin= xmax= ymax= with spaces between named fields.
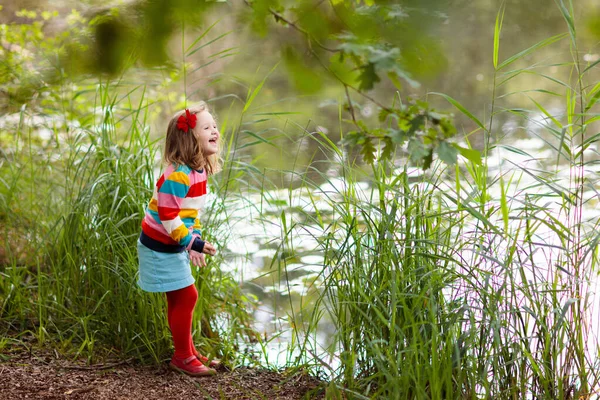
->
xmin=194 ymin=110 xmax=219 ymax=156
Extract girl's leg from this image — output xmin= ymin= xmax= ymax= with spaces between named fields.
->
xmin=189 ymin=326 xmax=222 ymax=368
xmin=189 ymin=336 xmax=197 ymax=357
xmin=165 ymin=284 xmax=216 ymax=376
xmin=165 ymin=284 xmax=199 ymax=360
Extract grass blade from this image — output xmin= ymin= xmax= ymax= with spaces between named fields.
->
xmin=493 ymin=2 xmax=506 ymax=70
xmin=429 ymin=92 xmax=485 ymax=131
xmin=497 ymin=33 xmax=568 ymax=70
xmin=243 ymin=63 xmax=279 ymax=113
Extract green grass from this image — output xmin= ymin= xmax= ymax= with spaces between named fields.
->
xmin=252 ymin=0 xmax=600 ymax=398
xmin=0 ymin=79 xmax=257 ymax=365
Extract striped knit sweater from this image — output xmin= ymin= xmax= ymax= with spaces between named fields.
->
xmin=140 ymin=164 xmax=207 ymax=253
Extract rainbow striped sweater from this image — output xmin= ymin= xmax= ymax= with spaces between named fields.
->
xmin=140 ymin=164 xmax=207 ymax=253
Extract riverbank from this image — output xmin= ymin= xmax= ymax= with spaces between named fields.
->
xmin=0 ymin=344 xmax=324 ymax=400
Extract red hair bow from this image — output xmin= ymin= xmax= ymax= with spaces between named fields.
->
xmin=176 ymin=109 xmax=197 ymax=133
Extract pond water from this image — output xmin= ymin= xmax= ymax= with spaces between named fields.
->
xmin=215 ymin=124 xmax=600 ymax=375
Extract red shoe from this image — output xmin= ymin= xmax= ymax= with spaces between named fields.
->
xmin=196 ymin=353 xmax=221 ymax=368
xmin=169 ymin=355 xmax=216 ymax=377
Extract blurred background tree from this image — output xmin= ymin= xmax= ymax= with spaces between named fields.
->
xmin=1 ymin=0 xmax=474 ymax=169
xmin=1 ymin=0 xmax=600 ymax=169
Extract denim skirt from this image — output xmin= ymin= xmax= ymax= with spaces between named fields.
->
xmin=137 ymin=240 xmax=195 ymax=292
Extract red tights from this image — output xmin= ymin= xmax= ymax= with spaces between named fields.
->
xmin=166 ymin=284 xmax=200 ymax=360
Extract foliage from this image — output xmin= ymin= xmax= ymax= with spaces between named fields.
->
xmin=241 ymin=0 xmax=600 ymax=398
xmin=0 ymin=0 xmax=473 ymax=168
xmin=0 ymin=9 xmax=258 ymax=362
xmin=0 ymin=80 xmax=257 ymax=363
xmin=342 ymin=99 xmax=475 ymax=168
xmin=244 ymin=0 xmax=470 ymax=167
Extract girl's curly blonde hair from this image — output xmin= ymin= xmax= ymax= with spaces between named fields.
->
xmin=163 ymin=101 xmax=222 ymax=175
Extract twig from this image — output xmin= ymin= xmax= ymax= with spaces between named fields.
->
xmin=305 ymin=348 xmax=334 ymax=373
xmin=291 ymin=0 xmax=327 ymax=26
xmin=64 ymin=386 xmax=96 ymax=395
xmin=243 ymin=0 xmax=394 ymax=114
xmin=344 ymin=84 xmax=360 ymax=129
xmin=62 ymin=358 xmax=134 ymax=371
xmin=243 ymin=0 xmax=339 ymax=53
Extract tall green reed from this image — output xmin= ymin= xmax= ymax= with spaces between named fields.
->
xmin=1 ymin=85 xmax=255 ymax=365
xmin=242 ymin=0 xmax=600 ymax=398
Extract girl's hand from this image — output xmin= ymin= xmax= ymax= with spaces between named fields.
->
xmin=189 ymin=250 xmax=206 ymax=268
xmin=202 ymin=241 xmax=217 ymax=256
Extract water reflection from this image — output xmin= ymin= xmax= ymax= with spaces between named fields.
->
xmin=213 ymin=127 xmax=600 ymax=377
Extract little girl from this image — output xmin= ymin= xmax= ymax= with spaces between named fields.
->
xmin=137 ymin=102 xmax=222 ymax=377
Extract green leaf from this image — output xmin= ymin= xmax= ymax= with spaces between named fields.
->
xmin=358 ymin=62 xmax=380 ymax=91
xmin=583 ymin=131 xmax=600 ymax=146
xmin=407 ymin=114 xmax=425 ymax=135
xmin=187 ymin=31 xmax=232 ymax=57
xmin=437 ymin=140 xmax=458 ymax=165
xmin=440 ymin=117 xmax=457 ymax=138
xmin=498 ymin=89 xmax=563 ymax=99
xmin=492 ymin=145 xmax=529 ymax=157
xmin=380 ymin=137 xmax=394 ymax=161
xmin=387 ymin=71 xmax=403 ymax=90
xmin=361 ymin=137 xmax=376 ymax=164
xmin=390 ymin=66 xmax=420 ymax=88
xmin=378 ymin=108 xmax=393 ymax=123
xmin=585 ymin=82 xmax=600 ymax=111
xmin=498 ymin=69 xmax=571 ymax=89
xmin=508 ymin=160 xmax=575 ymax=203
xmin=338 ymin=40 xmax=369 ymax=61
xmin=329 ymin=53 xmax=358 ymax=86
xmin=555 ymin=0 xmax=576 ymax=46
xmin=366 ymin=45 xmax=400 ymax=69
xmin=556 ymin=126 xmax=568 ymax=168
xmin=343 ymin=131 xmax=362 ymax=147
xmin=248 ymin=0 xmax=274 ymax=36
xmin=387 ymin=128 xmax=406 ymax=145
xmin=408 ymin=137 xmax=429 ymax=162
xmin=438 ymin=190 xmax=502 ymax=235
xmin=454 ymin=144 xmax=481 ymax=165
xmin=527 ymin=95 xmax=563 ymax=128
xmin=422 ymin=148 xmax=433 ymax=170
xmin=283 ymin=47 xmax=323 ymax=94
xmin=555 ymin=298 xmax=577 ymax=331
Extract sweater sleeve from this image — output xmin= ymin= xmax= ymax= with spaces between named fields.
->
xmin=156 ymin=170 xmax=194 ymax=247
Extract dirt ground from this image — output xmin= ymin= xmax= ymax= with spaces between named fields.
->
xmin=0 ymin=347 xmax=325 ymax=400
